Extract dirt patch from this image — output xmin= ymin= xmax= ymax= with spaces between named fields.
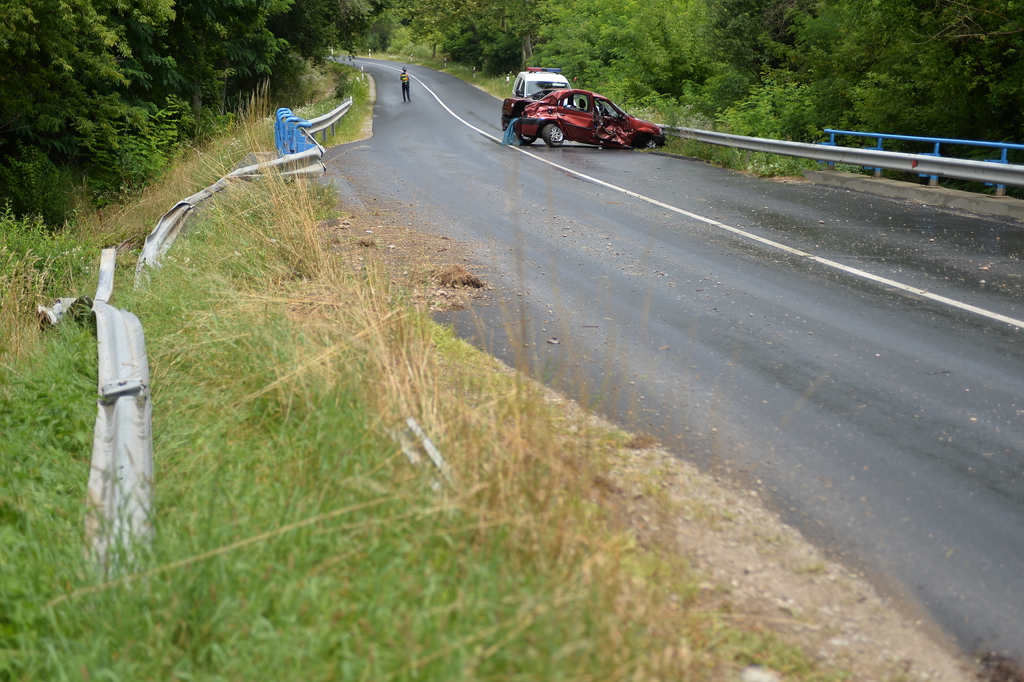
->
xmin=317 ymin=204 xmax=488 ymax=312
xmin=980 ymin=654 xmax=1024 ymax=682
xmin=437 ymin=264 xmax=485 ymax=288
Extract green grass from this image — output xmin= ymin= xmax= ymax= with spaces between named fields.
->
xmin=0 ymin=72 xmax=850 ymax=681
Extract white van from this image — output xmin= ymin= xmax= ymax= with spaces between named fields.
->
xmin=511 ymin=68 xmax=570 ymax=99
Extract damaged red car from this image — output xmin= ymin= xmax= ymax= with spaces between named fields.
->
xmin=501 ymin=89 xmax=666 ymax=149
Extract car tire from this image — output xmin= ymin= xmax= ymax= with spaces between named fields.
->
xmin=519 ymin=135 xmax=536 ymax=146
xmin=632 ymin=135 xmax=658 ymax=150
xmin=541 ymin=124 xmax=564 ymax=147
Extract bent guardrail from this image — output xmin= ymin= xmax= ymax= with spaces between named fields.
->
xmin=37 ymin=94 xmax=352 ymax=578
xmin=135 ymin=147 xmax=326 ymax=283
xmin=46 ymin=249 xmax=153 ymax=574
xmin=87 ymin=300 xmax=153 ymax=572
xmin=666 ymin=127 xmax=1024 ymax=190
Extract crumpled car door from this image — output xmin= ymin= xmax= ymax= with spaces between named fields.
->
xmin=595 ymin=98 xmax=633 ymax=148
xmin=556 ymin=93 xmax=599 ymax=144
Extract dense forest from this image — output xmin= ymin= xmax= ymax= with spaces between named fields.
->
xmin=0 ymin=0 xmax=385 ymax=222
xmin=390 ymin=0 xmax=1024 ymax=143
xmin=3 ymin=0 xmax=1024 ymax=224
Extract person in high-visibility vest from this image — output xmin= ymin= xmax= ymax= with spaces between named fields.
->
xmin=400 ymin=68 xmax=411 ymax=102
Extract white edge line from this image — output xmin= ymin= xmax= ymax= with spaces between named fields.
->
xmin=378 ymin=64 xmax=1024 ymax=331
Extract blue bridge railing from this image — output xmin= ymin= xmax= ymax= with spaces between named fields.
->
xmin=820 ymin=129 xmax=1024 ymax=196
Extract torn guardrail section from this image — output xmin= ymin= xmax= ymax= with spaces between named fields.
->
xmin=135 ymin=147 xmax=326 ymax=285
xmin=37 ymin=296 xmax=92 ymax=327
xmin=87 ymin=299 xmax=153 ymax=573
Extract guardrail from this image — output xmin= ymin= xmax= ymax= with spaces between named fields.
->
xmin=275 ymin=97 xmax=352 ymax=155
xmin=135 ymin=146 xmax=326 ymax=284
xmin=87 ymin=248 xmax=153 ymax=573
xmin=821 ymin=129 xmax=1024 ymax=196
xmin=34 ymin=95 xmax=355 ymax=575
xmin=36 ymin=248 xmax=154 ymax=573
xmin=666 ymin=127 xmax=1024 ymax=191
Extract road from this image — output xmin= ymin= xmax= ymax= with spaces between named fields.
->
xmin=325 ymin=58 xmax=1024 ymax=658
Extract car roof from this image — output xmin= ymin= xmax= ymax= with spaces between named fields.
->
xmin=519 ymin=71 xmax=569 ymax=81
xmin=538 ymin=88 xmax=611 ymax=102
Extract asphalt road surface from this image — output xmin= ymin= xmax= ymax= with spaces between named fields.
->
xmin=325 ymin=58 xmax=1024 ymax=659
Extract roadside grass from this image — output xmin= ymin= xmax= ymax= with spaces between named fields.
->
xmin=661 ymin=136 xmax=819 ymax=178
xmin=0 ymin=69 xmax=851 ymax=680
xmin=0 ymin=210 xmax=108 ymax=364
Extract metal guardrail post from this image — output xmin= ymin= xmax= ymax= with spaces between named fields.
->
xmin=985 ymin=148 xmax=1009 ymax=197
xmin=823 ymin=133 xmax=837 ymax=170
xmin=922 ymin=143 xmax=941 ymax=186
xmin=275 ymin=108 xmax=292 ymax=154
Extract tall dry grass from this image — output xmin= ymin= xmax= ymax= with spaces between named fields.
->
xmin=2 ymin=67 xmax=838 ymax=679
xmin=0 ymin=248 xmax=45 ymax=363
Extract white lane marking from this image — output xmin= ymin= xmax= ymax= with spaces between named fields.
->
xmin=376 ymin=63 xmax=1024 ymax=330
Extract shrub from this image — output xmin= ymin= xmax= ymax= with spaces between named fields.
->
xmin=84 ymin=98 xmax=190 ymax=205
xmin=0 ymin=144 xmax=74 ymax=227
xmin=720 ymin=78 xmax=821 ymax=142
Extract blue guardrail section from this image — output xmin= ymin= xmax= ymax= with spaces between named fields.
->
xmin=275 ymin=108 xmax=318 ymax=156
xmin=819 ymin=129 xmax=1024 ymax=195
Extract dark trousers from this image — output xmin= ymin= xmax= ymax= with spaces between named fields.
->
xmin=402 ymin=82 xmax=410 ymax=101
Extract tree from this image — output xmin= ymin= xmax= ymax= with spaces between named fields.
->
xmin=788 ymin=0 xmax=1024 ymax=141
xmin=0 ymin=0 xmax=173 ymax=156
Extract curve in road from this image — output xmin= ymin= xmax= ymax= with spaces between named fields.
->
xmin=326 ymin=58 xmax=1024 ymax=660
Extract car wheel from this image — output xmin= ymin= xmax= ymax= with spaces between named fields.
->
xmin=519 ymin=135 xmax=536 ymax=146
xmin=632 ymin=135 xmax=658 ymax=150
xmin=541 ymin=124 xmax=564 ymax=147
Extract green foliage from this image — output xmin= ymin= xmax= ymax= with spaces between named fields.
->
xmin=789 ymin=0 xmax=1024 ymax=141
xmin=442 ymin=20 xmax=522 ymax=74
xmin=720 ymin=78 xmax=820 ymax=141
xmin=0 ymin=207 xmax=99 ymax=299
xmin=0 ymin=145 xmax=74 ymax=226
xmin=84 ymin=97 xmax=191 ymax=204
xmin=269 ymin=0 xmax=390 ymax=60
xmin=0 ymin=0 xmax=390 ymax=217
xmin=531 ymin=0 xmax=711 ymax=104
xmin=704 ymin=0 xmax=811 ymax=82
xmin=404 ymin=0 xmax=541 ymax=72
